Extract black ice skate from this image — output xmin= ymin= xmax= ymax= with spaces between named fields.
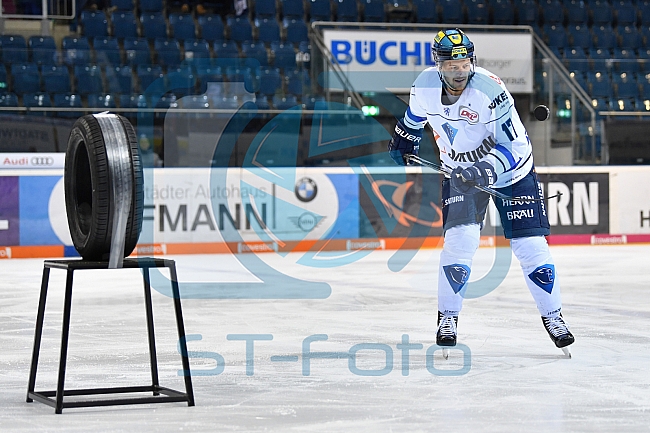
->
xmin=542 ymin=314 xmax=575 ymax=358
xmin=437 ymin=312 xmax=458 ymax=359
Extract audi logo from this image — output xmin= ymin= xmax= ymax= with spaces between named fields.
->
xmin=30 ymin=156 xmax=54 ymax=166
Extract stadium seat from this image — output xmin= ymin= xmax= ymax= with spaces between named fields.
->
xmin=0 ymin=92 xmax=20 ymax=115
xmin=587 ymin=71 xmax=613 ymax=99
xmin=273 ymin=94 xmax=298 ymax=110
xmin=23 ymin=92 xmax=52 ymax=116
xmin=105 ymin=64 xmax=134 ymax=93
xmin=213 ymin=40 xmax=240 ymax=59
xmin=568 ymin=71 xmax=588 ymax=92
xmin=259 ymin=67 xmax=282 ymax=96
xmin=565 ymin=0 xmax=587 ymax=25
xmin=255 ymin=0 xmax=277 ymax=18
xmin=52 ymin=93 xmax=84 ymax=118
xmin=196 ymin=64 xmax=224 ymax=93
xmin=564 ymin=47 xmax=589 ymax=74
xmin=62 ymin=36 xmax=92 ymax=65
xmin=640 ymin=0 xmax=650 ymax=26
xmin=93 ymin=37 xmax=122 ymax=66
xmin=154 ymin=93 xmax=179 ymax=119
xmin=309 ymin=0 xmax=332 ymax=21
xmin=613 ymin=72 xmax=639 ymax=99
xmin=514 ymin=0 xmax=539 ymax=26
xmin=282 ymin=0 xmax=305 ymax=18
xmin=591 ymin=0 xmax=614 ymax=26
xmin=638 ymin=48 xmax=650 ymax=73
xmin=198 ymin=14 xmax=225 ymax=42
xmin=283 ymin=18 xmax=309 ymax=45
xmin=87 ymin=93 xmax=118 ymax=108
xmin=590 ymin=96 xmax=609 ymax=113
xmin=184 ymin=39 xmax=211 ymax=61
xmin=255 ymin=95 xmax=271 ymax=109
xmin=271 ymin=42 xmax=297 ymax=70
xmin=613 ymin=0 xmax=637 ymax=26
xmin=0 ymin=65 xmax=7 ymax=90
xmin=286 ymin=68 xmax=310 ymax=96
xmin=635 ymin=97 xmax=650 ymax=113
xmin=29 ymin=36 xmax=58 ymax=66
xmin=141 ymin=12 xmax=168 ymax=40
xmin=492 ymin=0 xmax=515 ymax=25
xmin=592 ymin=25 xmax=617 ymax=52
xmin=363 ymin=0 xmax=386 ymax=22
xmin=140 ymin=0 xmax=164 ymax=13
xmin=639 ymin=72 xmax=650 ymax=98
xmin=228 ymin=16 xmax=253 ymax=43
xmin=123 ymin=37 xmax=151 ymax=65
xmin=542 ymin=24 xmax=569 ymax=49
xmin=41 ymin=65 xmax=71 ymax=93
xmin=588 ymin=47 xmax=613 ymax=72
xmin=439 ymin=0 xmax=464 ymax=24
xmin=386 ymin=0 xmax=413 ymax=22
xmin=336 ymin=0 xmax=359 ymax=21
xmin=74 ymin=64 xmax=104 ymax=95
xmin=169 ymin=13 xmax=196 ymax=40
xmin=242 ymin=41 xmax=269 ymax=66
xmin=609 ymin=97 xmax=635 ymax=118
xmin=168 ymin=65 xmax=196 ymax=96
xmin=412 ymin=0 xmax=438 ymax=23
xmin=568 ymin=24 xmax=592 ymax=50
xmin=617 ymin=25 xmax=643 ymax=50
xmin=118 ymin=93 xmax=148 ymax=120
xmin=0 ymin=35 xmax=28 ymax=64
xmin=111 ymin=11 xmax=139 ymax=39
xmin=303 ymin=94 xmax=326 ymax=110
xmin=110 ymin=0 xmax=134 ymax=11
xmin=154 ymin=38 xmax=182 ymax=67
xmin=465 ymin=0 xmax=489 ymax=25
xmin=80 ymin=10 xmax=109 ymax=39
xmin=137 ymin=64 xmax=165 ymax=93
xmin=612 ymin=47 xmax=641 ymax=74
xmin=256 ymin=18 xmax=281 ymax=45
xmin=11 ymin=63 xmax=41 ymax=95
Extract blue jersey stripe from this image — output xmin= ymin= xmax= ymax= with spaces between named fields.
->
xmin=494 ymin=143 xmax=517 ymax=169
xmin=406 ymin=107 xmax=427 ymax=122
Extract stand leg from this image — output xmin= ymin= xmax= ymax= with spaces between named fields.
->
xmin=169 ymin=264 xmax=195 ymax=406
xmin=55 ymin=269 xmax=75 ymax=414
xmin=142 ymin=266 xmax=160 ymax=395
xmin=26 ymin=267 xmax=51 ymax=403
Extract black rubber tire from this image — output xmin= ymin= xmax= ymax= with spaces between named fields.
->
xmin=64 ymin=114 xmax=144 ymax=261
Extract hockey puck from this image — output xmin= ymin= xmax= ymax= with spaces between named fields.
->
xmin=534 ymin=105 xmax=550 ymax=121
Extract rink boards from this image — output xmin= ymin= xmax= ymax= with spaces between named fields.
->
xmin=1 ymin=165 xmax=649 ymax=258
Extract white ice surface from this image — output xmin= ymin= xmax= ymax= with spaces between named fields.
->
xmin=1 ymin=245 xmax=650 ymax=432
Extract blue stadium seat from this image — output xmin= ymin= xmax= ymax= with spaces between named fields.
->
xmin=640 ymin=0 xmax=650 ymax=26
xmin=286 ymin=68 xmax=310 ymax=95
xmin=228 ymin=16 xmax=253 ymax=43
xmin=613 ymin=72 xmax=639 ymax=99
xmin=543 ymin=24 xmax=569 ymax=48
xmin=587 ymin=71 xmax=613 ymax=98
xmin=62 ymin=36 xmax=92 ymax=65
xmin=184 ymin=39 xmax=211 ymax=61
xmin=23 ymin=92 xmax=52 ymax=116
xmin=592 ymin=24 xmax=617 ymax=51
xmin=137 ymin=64 xmax=165 ymax=93
xmin=255 ymin=94 xmax=271 ymax=109
xmin=87 ymin=93 xmax=118 ymax=108
xmin=74 ymin=64 xmax=104 ymax=95
xmin=386 ymin=0 xmax=413 ymax=22
xmin=564 ymin=47 xmax=589 ymax=74
xmin=413 ymin=0 xmax=438 ymax=23
xmin=105 ymin=64 xmax=134 ymax=93
xmin=93 ymin=37 xmax=122 ymax=66
xmin=41 ymin=65 xmax=71 ymax=93
xmin=568 ymin=71 xmax=588 ymax=91
xmin=256 ymin=18 xmax=281 ymax=45
xmin=123 ymin=37 xmax=151 ymax=65
xmin=465 ymin=0 xmax=489 ymax=25
xmin=336 ymin=0 xmax=359 ymax=21
xmin=52 ymin=93 xmax=84 ymax=118
xmin=283 ymin=18 xmax=309 ymax=45
xmin=11 ymin=63 xmax=41 ymax=95
xmin=612 ymin=47 xmax=641 ymax=74
xmin=492 ymin=0 xmax=515 ymax=25
xmin=617 ymin=25 xmax=643 ymax=50
xmin=514 ymin=0 xmax=538 ymax=25
xmin=309 ymin=0 xmax=332 ymax=21
xmin=588 ymin=47 xmax=613 ymax=72
xmin=634 ymin=97 xmax=650 ymax=112
xmin=539 ymin=0 xmax=564 ymax=25
xmin=439 ymin=0 xmax=464 ymax=24
xmin=568 ymin=24 xmax=592 ymax=50
xmin=29 ymin=36 xmax=58 ymax=65
xmin=141 ymin=13 xmax=168 ymax=40
xmin=0 ymin=65 xmax=7 ymax=90
xmin=255 ymin=0 xmax=277 ymax=18
xmin=638 ymin=48 xmax=650 ymax=73
xmin=198 ymin=14 xmax=225 ymax=42
xmin=154 ymin=38 xmax=182 ymax=67
xmin=363 ymin=0 xmax=386 ymax=22
xmin=0 ymin=35 xmax=28 ymax=64
xmin=590 ymin=96 xmax=609 ymax=113
xmin=169 ymin=13 xmax=196 ymax=40
xmin=613 ymin=0 xmax=637 ymax=26
xmin=110 ymin=0 xmax=134 ymax=11
xmin=282 ymin=0 xmax=305 ymax=18
xmin=168 ymin=65 xmax=196 ymax=95
xmin=140 ymin=0 xmax=164 ymax=13
xmin=111 ymin=11 xmax=139 ymax=39
xmin=80 ymin=10 xmax=109 ymax=39
xmin=303 ymin=94 xmax=326 ymax=109
xmin=271 ymin=42 xmax=297 ymax=70
xmin=196 ymin=64 xmax=224 ymax=93
xmin=213 ymin=40 xmax=240 ymax=59
xmin=242 ymin=41 xmax=269 ymax=66
xmin=154 ymin=93 xmax=179 ymax=119
xmin=639 ymin=72 xmax=650 ymax=98
xmin=591 ymin=0 xmax=614 ymax=26
xmin=609 ymin=97 xmax=635 ymax=117
xmin=118 ymin=93 xmax=148 ymax=121
xmin=273 ymin=94 xmax=299 ymax=110
xmin=565 ymin=0 xmax=587 ymax=25
xmin=0 ymin=92 xmax=20 ymax=115
xmin=259 ymin=66 xmax=281 ymax=96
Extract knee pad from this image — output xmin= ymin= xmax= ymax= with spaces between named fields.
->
xmin=443 ymin=224 xmax=480 ymax=261
xmin=511 ymin=236 xmax=552 ymax=269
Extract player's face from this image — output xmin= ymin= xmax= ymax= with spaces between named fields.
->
xmin=440 ymin=58 xmax=472 ymax=94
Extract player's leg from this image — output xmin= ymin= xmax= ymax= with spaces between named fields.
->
xmin=437 ymin=179 xmax=489 ymax=347
xmin=495 ymin=169 xmax=575 ymax=353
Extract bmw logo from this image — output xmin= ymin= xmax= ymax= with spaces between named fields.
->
xmin=295 ymin=177 xmax=317 ymax=202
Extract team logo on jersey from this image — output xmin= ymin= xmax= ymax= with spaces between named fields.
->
xmin=441 ymin=122 xmax=458 ymax=144
xmin=443 ymin=264 xmax=471 ymax=294
xmin=459 ymin=105 xmax=479 ymax=123
xmin=489 ymin=74 xmax=502 ymax=85
xmin=443 ymin=107 xmax=450 ymax=116
xmin=488 ymin=91 xmax=509 ymax=110
xmin=528 ymin=264 xmax=555 ymax=293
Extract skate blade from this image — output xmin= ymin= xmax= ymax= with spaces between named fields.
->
xmin=442 ymin=348 xmax=449 ymax=360
xmin=561 ymin=347 xmax=571 ymax=358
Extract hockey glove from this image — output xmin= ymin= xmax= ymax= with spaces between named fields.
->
xmin=450 ymin=161 xmax=497 ymax=194
xmin=388 ymin=119 xmax=422 ymax=166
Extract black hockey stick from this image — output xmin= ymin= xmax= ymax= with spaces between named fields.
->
xmin=406 ymin=154 xmax=562 ymax=202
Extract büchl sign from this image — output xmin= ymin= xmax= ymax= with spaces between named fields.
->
xmin=322 ymin=30 xmax=534 ymax=94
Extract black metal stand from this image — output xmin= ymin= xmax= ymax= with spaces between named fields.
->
xmin=26 ymin=258 xmax=195 ymax=414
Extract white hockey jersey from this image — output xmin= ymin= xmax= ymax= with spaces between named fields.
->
xmin=403 ymin=66 xmax=533 ymax=189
